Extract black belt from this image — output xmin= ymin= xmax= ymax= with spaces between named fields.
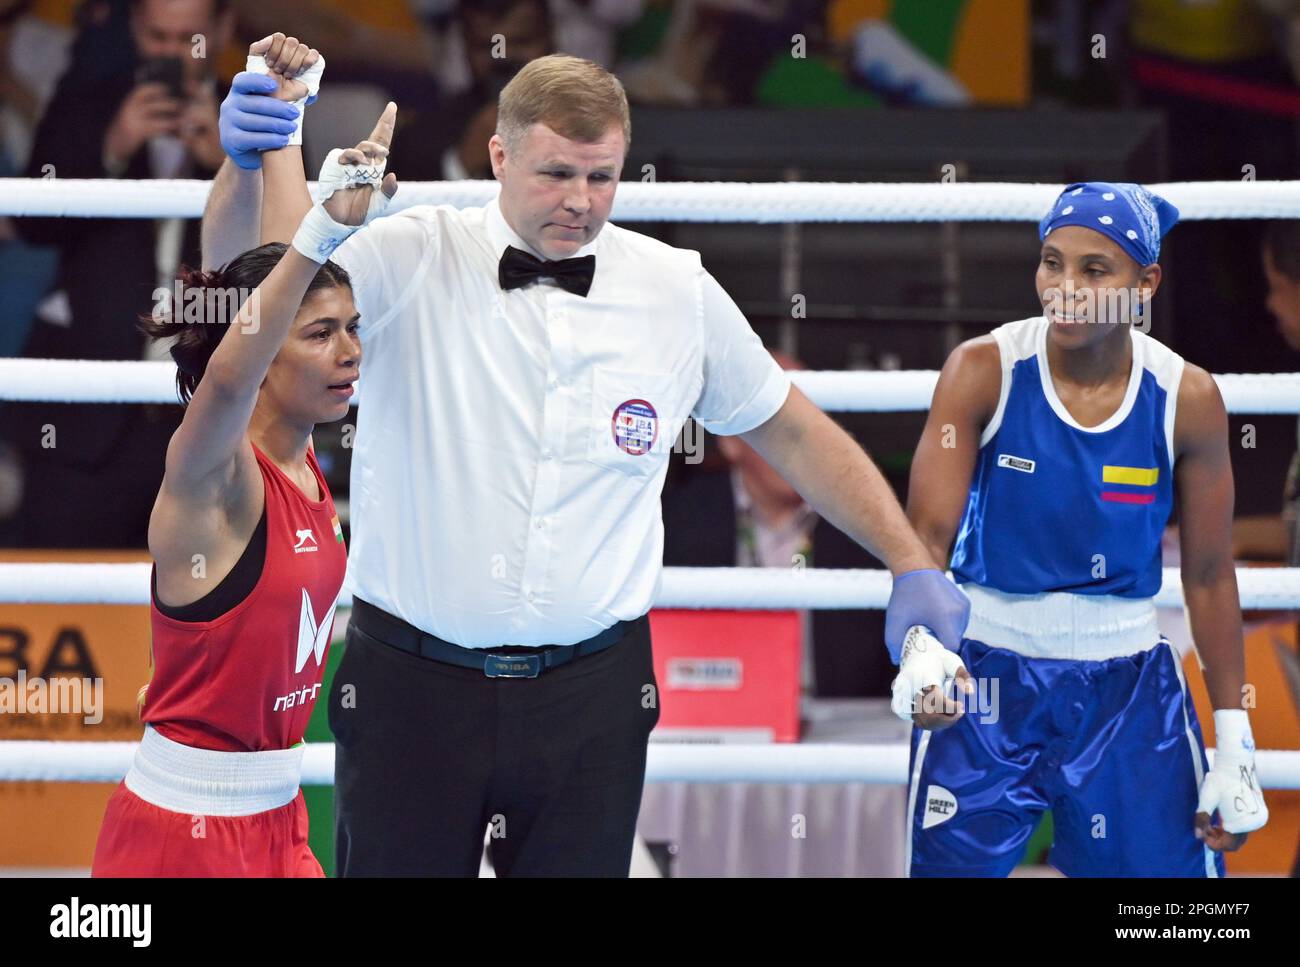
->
xmin=350 ymin=598 xmax=640 ymax=678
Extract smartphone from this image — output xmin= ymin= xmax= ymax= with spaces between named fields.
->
xmin=136 ymin=57 xmax=185 ymax=99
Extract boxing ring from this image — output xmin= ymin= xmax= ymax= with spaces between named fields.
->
xmin=2 ymin=177 xmax=1300 ymax=792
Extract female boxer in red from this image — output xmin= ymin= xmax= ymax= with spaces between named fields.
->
xmin=91 ymin=100 xmax=397 ymax=877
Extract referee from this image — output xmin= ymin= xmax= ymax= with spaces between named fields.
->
xmin=207 ymin=42 xmax=970 ymax=876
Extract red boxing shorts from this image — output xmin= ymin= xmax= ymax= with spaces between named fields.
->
xmin=93 ymin=784 xmax=322 ymax=877
xmin=92 ymin=725 xmax=323 ymax=878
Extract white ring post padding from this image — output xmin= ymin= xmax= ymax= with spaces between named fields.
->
xmin=0 ymin=741 xmax=1295 ymax=788
xmin=7 ymin=359 xmax=1300 ymax=414
xmin=4 ymin=563 xmax=1300 ymax=609
xmin=5 ymin=178 xmax=1300 ymax=222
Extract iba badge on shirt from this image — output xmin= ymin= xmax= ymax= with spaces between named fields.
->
xmin=612 ymin=398 xmax=658 ymax=456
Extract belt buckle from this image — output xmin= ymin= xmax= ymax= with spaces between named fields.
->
xmin=484 ymin=652 xmax=541 ymax=678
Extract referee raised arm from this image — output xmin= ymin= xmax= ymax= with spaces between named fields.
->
xmin=207 ymin=42 xmax=969 ymax=876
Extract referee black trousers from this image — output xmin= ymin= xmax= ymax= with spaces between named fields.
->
xmin=328 ymin=609 xmax=660 ymax=876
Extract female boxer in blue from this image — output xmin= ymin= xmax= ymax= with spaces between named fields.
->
xmin=903 ymin=183 xmax=1268 ymax=876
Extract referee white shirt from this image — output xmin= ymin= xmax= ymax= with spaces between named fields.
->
xmin=332 ymin=195 xmax=791 ymax=648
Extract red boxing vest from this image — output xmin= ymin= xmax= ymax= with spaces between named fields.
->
xmin=141 ymin=443 xmax=347 ymax=752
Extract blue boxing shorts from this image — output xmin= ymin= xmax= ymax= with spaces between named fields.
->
xmin=905 ymin=636 xmax=1224 ymax=878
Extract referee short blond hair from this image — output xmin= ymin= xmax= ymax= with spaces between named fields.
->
xmin=497 ymin=54 xmax=631 ymax=155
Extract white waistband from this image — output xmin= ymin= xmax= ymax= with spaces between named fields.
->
xmin=962 ymin=584 xmax=1162 ymax=660
xmin=124 ymin=725 xmax=304 ymax=817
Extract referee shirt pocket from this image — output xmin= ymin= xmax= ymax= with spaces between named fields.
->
xmin=586 ymin=367 xmax=680 ymax=479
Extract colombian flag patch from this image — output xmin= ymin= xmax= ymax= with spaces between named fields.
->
xmin=1101 ymin=465 xmax=1158 ymax=504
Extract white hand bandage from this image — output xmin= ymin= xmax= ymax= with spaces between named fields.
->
xmin=1198 ymin=709 xmax=1269 ymax=835
xmin=291 ymin=148 xmax=392 ymax=264
xmin=314 ymin=147 xmax=389 ymax=218
xmin=890 ymin=625 xmax=969 ymax=723
xmin=291 ymin=204 xmax=355 ymax=264
xmin=245 ymin=52 xmax=325 ymax=145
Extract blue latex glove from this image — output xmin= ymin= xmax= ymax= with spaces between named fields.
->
xmin=883 ymin=569 xmax=970 ymax=663
xmin=220 ymin=72 xmax=301 ymax=170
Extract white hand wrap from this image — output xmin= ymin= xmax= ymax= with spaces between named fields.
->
xmin=291 ymin=147 xmax=392 ymax=263
xmin=291 ymin=204 xmax=355 ymax=264
xmin=314 ymin=147 xmax=389 ymax=214
xmin=244 ymin=51 xmax=325 ymax=145
xmin=890 ymin=625 xmax=969 ymax=723
xmin=1198 ymin=709 xmax=1269 ymax=834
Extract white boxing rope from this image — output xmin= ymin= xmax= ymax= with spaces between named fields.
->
xmin=657 ymin=566 xmax=1300 ymax=611
xmin=0 ymin=740 xmax=1296 ymax=788
xmin=644 ymin=746 xmax=1300 ymax=788
xmin=0 ymin=562 xmax=156 ymax=605
xmin=0 ymin=359 xmax=179 ymax=404
xmin=4 ymin=178 xmax=1300 ymax=222
xmin=4 ymin=562 xmax=1300 ymax=610
xmin=6 ymin=358 xmax=1300 ymax=414
xmin=795 ymin=370 xmax=1300 ymax=415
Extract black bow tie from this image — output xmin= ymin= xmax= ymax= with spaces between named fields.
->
xmin=498 ymin=246 xmax=595 ymax=297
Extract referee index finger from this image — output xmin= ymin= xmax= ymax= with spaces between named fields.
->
xmin=369 ymin=102 xmax=397 ymax=150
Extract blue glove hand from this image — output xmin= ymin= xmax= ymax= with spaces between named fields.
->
xmin=883 ymin=568 xmax=970 ymax=663
xmin=219 ymin=72 xmax=301 ymax=170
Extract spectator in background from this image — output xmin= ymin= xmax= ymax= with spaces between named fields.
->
xmin=617 ymin=0 xmax=823 ymax=106
xmin=661 ymin=351 xmax=894 ymax=697
xmin=426 ymin=0 xmax=642 ymax=98
xmin=617 ymin=0 xmax=758 ymax=106
xmin=1125 ymin=0 xmax=1300 ymax=373
xmin=0 ymin=0 xmax=71 ymax=167
xmin=49 ymin=0 xmax=135 ymax=87
xmin=1235 ymin=221 xmax=1300 ymax=562
xmin=0 ymin=0 xmax=70 ymax=543
xmin=700 ymin=0 xmax=823 ymax=105
xmin=1232 ymin=218 xmax=1300 ymax=878
xmin=1259 ymin=0 xmax=1300 ymax=85
xmin=0 ymin=0 xmax=69 ymax=358
xmin=234 ymin=0 xmax=439 ymax=104
xmin=400 ymin=0 xmax=553 ymax=181
xmin=551 ymin=0 xmax=645 ymax=68
xmin=9 ymin=0 xmax=235 ymax=548
xmin=715 ymin=352 xmax=820 ymax=571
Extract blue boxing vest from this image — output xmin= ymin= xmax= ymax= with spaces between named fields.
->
xmin=950 ymin=317 xmax=1184 ymax=598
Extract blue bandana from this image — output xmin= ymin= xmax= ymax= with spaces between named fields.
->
xmin=1038 ymin=182 xmax=1180 ymax=267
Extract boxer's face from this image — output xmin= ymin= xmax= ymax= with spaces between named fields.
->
xmin=261 ymin=286 xmax=361 ymax=426
xmin=491 ymin=121 xmax=624 ymax=261
xmin=1036 ymin=226 xmax=1160 ymax=351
